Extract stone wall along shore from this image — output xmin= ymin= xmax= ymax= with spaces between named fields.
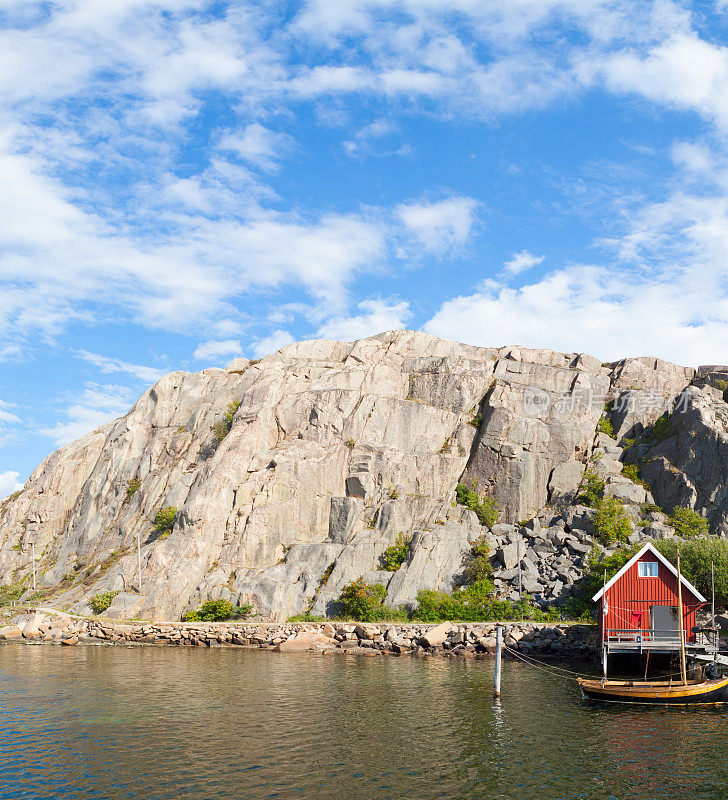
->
xmin=0 ymin=610 xmax=597 ymax=658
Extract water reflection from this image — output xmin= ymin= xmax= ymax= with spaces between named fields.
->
xmin=1 ymin=644 xmax=727 ymax=800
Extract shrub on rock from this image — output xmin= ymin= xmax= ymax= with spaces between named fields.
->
xmin=152 ymin=506 xmax=177 ymax=538
xmin=455 ymin=483 xmax=498 ymax=527
xmin=668 ymin=507 xmax=709 ymax=538
xmin=89 ymin=591 xmax=119 ymax=614
xmin=380 ymin=534 xmax=411 ymax=571
xmin=592 ymin=496 xmax=632 ymax=545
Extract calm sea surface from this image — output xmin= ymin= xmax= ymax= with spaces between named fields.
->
xmin=1 ymin=643 xmax=727 ymax=800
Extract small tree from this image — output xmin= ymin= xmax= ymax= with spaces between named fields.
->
xmin=669 ymin=507 xmax=709 ymax=538
xmin=336 ymin=578 xmax=387 ymax=621
xmin=592 ymin=496 xmax=632 ymax=545
xmin=578 ymin=468 xmax=604 ymax=508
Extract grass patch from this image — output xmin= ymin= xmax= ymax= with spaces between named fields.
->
xmin=125 ymin=477 xmax=140 ymax=500
xmin=212 ymin=400 xmax=241 ymax=447
xmin=596 ymin=416 xmax=614 ymax=437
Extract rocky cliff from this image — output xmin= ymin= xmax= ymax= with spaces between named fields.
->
xmin=0 ymin=330 xmax=725 ymax=621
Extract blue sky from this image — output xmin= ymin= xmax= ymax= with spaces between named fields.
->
xmin=2 ymin=0 xmax=728 ymax=494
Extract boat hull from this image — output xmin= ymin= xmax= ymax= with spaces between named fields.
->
xmin=578 ymin=676 xmax=728 ymax=705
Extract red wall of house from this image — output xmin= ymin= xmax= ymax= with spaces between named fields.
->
xmin=599 ymin=552 xmax=702 ymax=642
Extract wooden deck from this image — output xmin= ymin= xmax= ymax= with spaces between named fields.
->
xmin=604 ymin=628 xmax=719 ymax=657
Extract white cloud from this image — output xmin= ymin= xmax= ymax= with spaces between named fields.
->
xmin=504 ymin=250 xmax=545 ymax=275
xmin=424 ymin=189 xmax=728 ymax=366
xmin=317 ymin=299 xmax=411 ymax=340
xmin=594 ymin=34 xmax=728 ymax=132
xmin=193 ymin=339 xmax=243 ymax=361
xmin=0 ymin=345 xmax=22 ymax=361
xmin=0 ymin=470 xmax=23 ymax=500
xmin=397 ymin=196 xmax=479 ymax=254
xmin=39 ymin=383 xmax=136 ymax=446
xmin=218 ymin=123 xmax=296 ymax=172
xmin=77 ymin=350 xmax=165 ymax=383
xmin=0 ymin=399 xmax=21 ymax=426
xmin=251 ymin=329 xmax=295 ymax=358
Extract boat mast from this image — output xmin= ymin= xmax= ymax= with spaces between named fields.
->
xmin=677 ymin=549 xmax=687 ymax=686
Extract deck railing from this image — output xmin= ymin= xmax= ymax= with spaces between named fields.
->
xmin=606 ymin=628 xmax=719 ymax=651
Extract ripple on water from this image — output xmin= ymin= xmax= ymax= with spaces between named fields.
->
xmin=1 ymin=645 xmax=728 ymax=800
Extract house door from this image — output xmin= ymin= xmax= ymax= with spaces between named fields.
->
xmin=651 ymin=605 xmax=680 ymax=640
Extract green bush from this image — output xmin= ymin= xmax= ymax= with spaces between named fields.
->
xmin=467 ymin=411 xmax=483 ymax=429
xmin=212 ymin=400 xmax=241 ymax=446
xmin=89 ymin=591 xmax=119 ymax=614
xmin=460 ymin=535 xmax=493 ymax=586
xmin=410 ymin=587 xmax=558 ymax=623
xmin=0 ymin=583 xmax=25 ymax=607
xmin=335 ymin=578 xmax=390 ymax=621
xmin=125 ymin=477 xmax=140 ymax=499
xmin=592 ymin=495 xmax=632 ymax=545
xmin=183 ymin=599 xmax=252 ymax=622
xmin=152 ymin=506 xmax=177 ymax=538
xmin=578 ymin=468 xmax=604 ymax=508
xmin=622 ymin=463 xmax=649 ymax=488
xmin=597 ymin=416 xmax=614 ymax=437
xmin=380 ymin=534 xmax=411 ymax=571
xmin=455 ymin=483 xmax=498 ymax=527
xmin=657 ymin=538 xmax=728 ymax=607
xmin=669 ymin=507 xmax=709 ymax=538
xmin=646 ymin=413 xmax=675 ymax=444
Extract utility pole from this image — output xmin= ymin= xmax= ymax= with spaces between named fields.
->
xmin=137 ymin=530 xmax=142 ymax=593
xmin=31 ymin=541 xmax=36 ymax=594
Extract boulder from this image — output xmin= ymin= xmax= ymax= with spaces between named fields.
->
xmin=498 ymin=543 xmax=520 ymax=570
xmin=419 ymin=621 xmax=452 ymax=648
xmin=0 ymin=625 xmax=22 ymax=640
xmin=643 ymin=522 xmax=675 ymax=540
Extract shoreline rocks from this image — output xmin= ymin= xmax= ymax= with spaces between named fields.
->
xmin=0 ymin=610 xmax=598 ymax=660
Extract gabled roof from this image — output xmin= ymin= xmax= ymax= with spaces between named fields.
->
xmin=591 ymin=542 xmax=707 ymax=603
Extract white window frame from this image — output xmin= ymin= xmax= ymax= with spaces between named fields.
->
xmin=638 ymin=561 xmax=659 ymax=578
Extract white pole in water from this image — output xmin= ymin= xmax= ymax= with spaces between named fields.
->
xmin=31 ymin=541 xmax=36 ymax=593
xmin=137 ymin=530 xmax=142 ymax=593
xmin=494 ymin=625 xmax=503 ymax=698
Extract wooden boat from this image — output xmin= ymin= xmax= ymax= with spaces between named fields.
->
xmin=579 ymin=549 xmax=728 ymax=705
xmin=577 ymin=675 xmax=728 ymax=705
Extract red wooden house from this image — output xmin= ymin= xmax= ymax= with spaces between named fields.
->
xmin=592 ymin=543 xmax=709 ymax=663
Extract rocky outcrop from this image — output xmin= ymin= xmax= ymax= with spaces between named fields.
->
xmin=1 ymin=330 xmax=726 ymax=622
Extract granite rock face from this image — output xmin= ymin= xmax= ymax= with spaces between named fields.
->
xmin=0 ymin=330 xmax=725 ymax=621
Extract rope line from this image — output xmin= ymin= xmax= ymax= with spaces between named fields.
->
xmin=502 ymin=645 xmax=595 ymax=680
xmin=502 ymin=645 xmax=683 ymax=683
